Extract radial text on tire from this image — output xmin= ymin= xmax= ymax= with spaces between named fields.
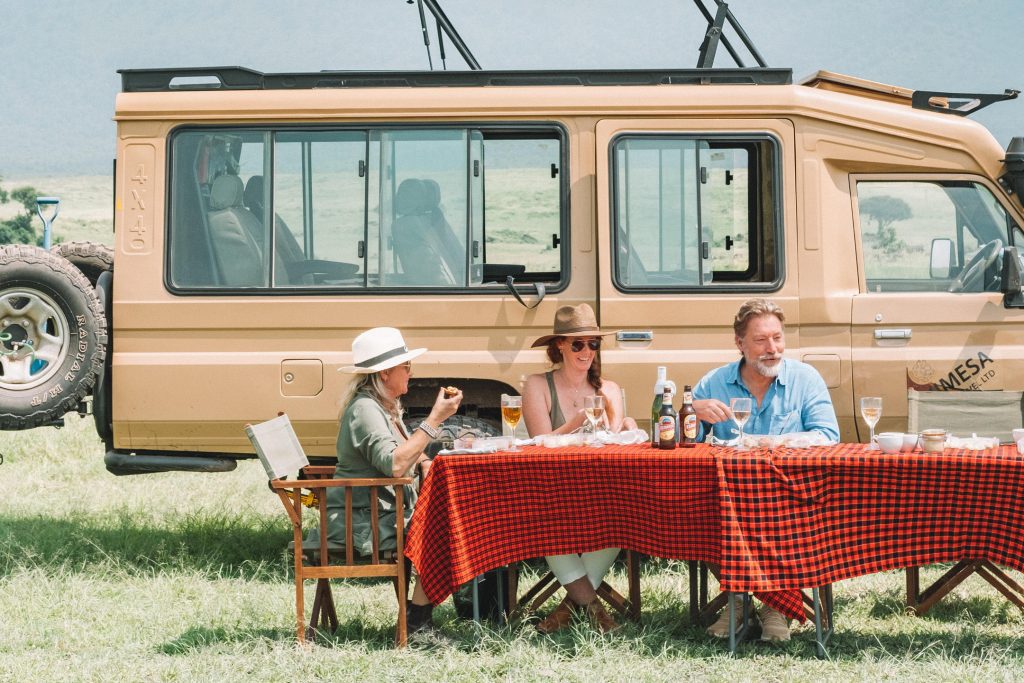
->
xmin=0 ymin=245 xmax=108 ymax=430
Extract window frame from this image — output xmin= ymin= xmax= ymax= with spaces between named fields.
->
xmin=851 ymin=173 xmax=1022 ymax=294
xmin=607 ymin=131 xmax=785 ymax=295
xmin=164 ymin=122 xmax=570 ymax=296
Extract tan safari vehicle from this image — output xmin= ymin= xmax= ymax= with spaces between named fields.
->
xmin=3 ymin=2 xmax=1024 ymax=473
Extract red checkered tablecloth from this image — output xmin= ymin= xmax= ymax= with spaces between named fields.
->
xmin=715 ymin=443 xmax=1024 ymax=596
xmin=405 ymin=445 xmax=721 ymax=606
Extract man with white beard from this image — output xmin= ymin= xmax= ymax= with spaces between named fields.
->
xmin=693 ymin=298 xmax=838 ymax=444
xmin=691 ymin=298 xmax=839 ymax=643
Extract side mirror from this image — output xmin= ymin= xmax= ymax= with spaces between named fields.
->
xmin=1002 ymin=246 xmax=1024 ymax=307
xmin=930 ymin=238 xmax=955 ymax=279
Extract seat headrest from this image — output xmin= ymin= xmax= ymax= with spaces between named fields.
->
xmin=243 ymin=175 xmax=264 ymax=212
xmin=395 ymin=178 xmax=437 ymax=216
xmin=210 ymin=174 xmax=244 ymax=211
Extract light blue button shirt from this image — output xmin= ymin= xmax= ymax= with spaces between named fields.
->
xmin=692 ymin=358 xmax=839 ymax=442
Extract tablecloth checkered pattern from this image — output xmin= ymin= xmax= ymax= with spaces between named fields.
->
xmin=716 ymin=443 xmax=1024 ymax=601
xmin=405 ymin=445 xmax=721 ymax=606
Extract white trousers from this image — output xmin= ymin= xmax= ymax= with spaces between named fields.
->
xmin=545 ymin=548 xmax=620 ymax=589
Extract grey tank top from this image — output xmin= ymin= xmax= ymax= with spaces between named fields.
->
xmin=544 ymin=371 xmax=566 ymax=429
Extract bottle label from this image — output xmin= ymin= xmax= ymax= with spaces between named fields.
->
xmin=659 ymin=416 xmax=676 ymax=441
xmin=683 ymin=414 xmax=697 ymax=439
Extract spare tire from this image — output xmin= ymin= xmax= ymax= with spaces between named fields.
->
xmin=0 ymin=245 xmax=107 ymax=430
xmin=51 ymin=241 xmax=114 ymax=288
xmin=402 ymin=414 xmax=501 ymax=457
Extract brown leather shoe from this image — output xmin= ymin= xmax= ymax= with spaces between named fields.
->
xmin=584 ymin=600 xmax=621 ymax=634
xmin=535 ymin=597 xmax=576 ymax=634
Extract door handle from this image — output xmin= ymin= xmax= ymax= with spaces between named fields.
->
xmin=616 ymin=331 xmax=653 ymax=342
xmin=874 ymin=328 xmax=912 ymax=340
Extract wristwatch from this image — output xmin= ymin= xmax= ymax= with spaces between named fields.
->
xmin=417 ymin=421 xmax=441 ymax=439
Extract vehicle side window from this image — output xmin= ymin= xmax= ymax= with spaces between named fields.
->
xmin=857 ymin=180 xmax=1010 ymax=293
xmin=610 ymin=135 xmax=781 ymax=290
xmin=167 ymin=126 xmax=565 ymax=292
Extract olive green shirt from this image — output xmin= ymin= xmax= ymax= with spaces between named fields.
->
xmin=321 ymin=391 xmax=417 ymax=554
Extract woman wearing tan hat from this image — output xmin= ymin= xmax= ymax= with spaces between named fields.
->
xmin=328 ymin=326 xmax=462 ymax=633
xmin=521 ymin=303 xmax=637 ymax=634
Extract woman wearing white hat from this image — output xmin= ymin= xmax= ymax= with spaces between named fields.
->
xmin=521 ymin=303 xmax=637 ymax=635
xmin=329 ymin=326 xmax=462 ymax=633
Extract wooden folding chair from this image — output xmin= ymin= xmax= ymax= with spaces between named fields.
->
xmin=247 ymin=415 xmax=413 ymax=647
xmin=508 ymin=551 xmax=642 ymax=623
xmin=906 ymin=560 xmax=1024 ymax=616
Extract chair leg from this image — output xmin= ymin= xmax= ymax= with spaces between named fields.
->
xmin=295 ymin=574 xmax=306 ymax=646
xmin=309 ymin=579 xmax=337 ymax=637
xmin=394 ymin=576 xmax=408 ymax=648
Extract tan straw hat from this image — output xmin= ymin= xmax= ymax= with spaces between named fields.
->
xmin=340 ymin=327 xmax=427 ymax=374
xmin=531 ymin=303 xmax=616 ymax=348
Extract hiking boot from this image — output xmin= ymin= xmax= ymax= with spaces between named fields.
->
xmin=705 ymin=607 xmax=733 ymax=639
xmin=584 ymin=600 xmax=621 ymax=634
xmin=406 ymin=601 xmax=434 ymax=634
xmin=536 ymin=597 xmax=576 ymax=634
xmin=758 ymin=606 xmax=791 ymax=643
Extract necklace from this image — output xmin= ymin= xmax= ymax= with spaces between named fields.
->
xmin=556 ymin=370 xmax=589 ymax=408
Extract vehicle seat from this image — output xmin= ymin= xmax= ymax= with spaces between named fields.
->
xmin=243 ymin=175 xmax=306 ymax=284
xmin=207 ymin=174 xmax=266 ymax=286
xmin=392 ymin=178 xmax=466 ymax=285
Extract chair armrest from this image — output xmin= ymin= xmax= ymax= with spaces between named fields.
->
xmin=271 ymin=476 xmax=413 ymax=489
xmin=302 ymin=465 xmax=336 ymax=477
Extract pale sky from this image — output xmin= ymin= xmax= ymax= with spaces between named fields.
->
xmin=1 ymin=0 xmax=1021 ymax=175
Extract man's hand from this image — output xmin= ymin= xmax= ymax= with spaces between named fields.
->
xmin=694 ymin=398 xmax=732 ymax=424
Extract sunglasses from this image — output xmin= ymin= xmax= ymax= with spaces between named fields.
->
xmin=569 ymin=338 xmax=601 ymax=352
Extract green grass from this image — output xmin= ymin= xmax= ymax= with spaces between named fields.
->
xmin=2 ymin=418 xmax=1024 ymax=681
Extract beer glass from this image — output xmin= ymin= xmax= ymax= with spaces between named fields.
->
xmin=501 ymin=395 xmax=522 ymax=451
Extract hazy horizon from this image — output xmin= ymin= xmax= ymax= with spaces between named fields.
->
xmin=1 ymin=1 xmax=1021 ymax=176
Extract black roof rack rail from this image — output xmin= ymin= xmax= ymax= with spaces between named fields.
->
xmin=911 ymin=88 xmax=1019 ymax=117
xmin=119 ymin=66 xmax=793 ymax=93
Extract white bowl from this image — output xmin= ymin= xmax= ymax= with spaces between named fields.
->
xmin=877 ymin=432 xmax=903 ymax=454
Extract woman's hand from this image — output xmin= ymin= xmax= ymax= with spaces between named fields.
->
xmin=565 ymin=407 xmax=588 ymax=432
xmin=427 ymin=387 xmax=462 ymax=426
xmin=694 ymin=398 xmax=731 ymax=424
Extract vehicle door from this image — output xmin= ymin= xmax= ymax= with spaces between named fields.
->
xmin=594 ymin=119 xmax=807 ymax=432
xmin=850 ymin=174 xmax=1024 ymax=437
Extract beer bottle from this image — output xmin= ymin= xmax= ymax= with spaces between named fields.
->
xmin=679 ymin=384 xmax=697 ymax=448
xmin=658 ymin=387 xmax=677 ymax=450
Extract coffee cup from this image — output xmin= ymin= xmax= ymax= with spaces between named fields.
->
xmin=877 ymin=432 xmax=903 ymax=454
xmin=920 ymin=428 xmax=946 ymax=453
xmin=901 ymin=432 xmax=918 ymax=452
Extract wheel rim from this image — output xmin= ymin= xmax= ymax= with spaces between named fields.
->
xmin=0 ymin=287 xmax=70 ymax=391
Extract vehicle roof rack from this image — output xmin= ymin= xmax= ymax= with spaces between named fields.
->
xmin=119 ymin=66 xmax=793 ymax=93
xmin=911 ymin=88 xmax=1019 ymax=117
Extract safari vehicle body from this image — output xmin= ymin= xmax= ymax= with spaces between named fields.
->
xmin=4 ymin=6 xmax=1024 ymax=473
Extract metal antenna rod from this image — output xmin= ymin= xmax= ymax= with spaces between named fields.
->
xmin=415 ymin=0 xmax=434 ymax=70
xmin=436 ymin=20 xmax=448 ymax=70
xmin=719 ymin=0 xmax=768 ymax=67
xmin=420 ymin=0 xmax=481 ymax=70
xmin=692 ymin=0 xmax=745 ymax=67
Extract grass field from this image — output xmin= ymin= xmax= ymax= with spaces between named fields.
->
xmin=2 ymin=417 xmax=1024 ymax=682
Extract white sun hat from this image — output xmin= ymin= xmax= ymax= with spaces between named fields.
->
xmin=340 ymin=327 xmax=427 ymax=374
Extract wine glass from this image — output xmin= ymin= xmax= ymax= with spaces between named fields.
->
xmin=860 ymin=396 xmax=882 ymax=449
xmin=730 ymin=397 xmax=752 ymax=448
xmin=501 ymin=395 xmax=522 ymax=451
xmin=584 ymin=394 xmax=605 ymax=436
